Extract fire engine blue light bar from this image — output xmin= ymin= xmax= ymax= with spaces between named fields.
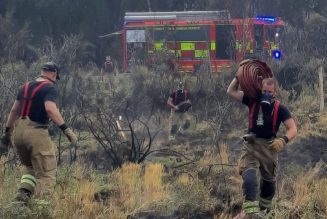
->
xmin=256 ymin=16 xmax=277 ymax=23
xmin=272 ymin=50 xmax=282 ymax=60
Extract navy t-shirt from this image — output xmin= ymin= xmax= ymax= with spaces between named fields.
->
xmin=242 ymin=95 xmax=291 ymax=139
xmin=16 ymin=81 xmax=58 ymax=124
xmin=102 ymin=61 xmax=114 ymax=73
xmin=170 ymin=90 xmax=189 ymax=105
xmin=170 ymin=90 xmax=191 ymax=113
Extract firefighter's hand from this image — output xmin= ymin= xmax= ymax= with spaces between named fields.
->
xmin=1 ymin=127 xmax=12 ymax=147
xmin=269 ymin=137 xmax=286 ymax=152
xmin=173 ymin=106 xmax=179 ymax=111
xmin=64 ymin=128 xmax=78 ymax=147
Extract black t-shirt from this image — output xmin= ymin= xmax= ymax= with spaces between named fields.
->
xmin=170 ymin=90 xmax=189 ymax=105
xmin=102 ymin=61 xmax=114 ymax=73
xmin=170 ymin=90 xmax=190 ymax=113
xmin=16 ymin=81 xmax=58 ymax=124
xmin=242 ymin=95 xmax=292 ymax=139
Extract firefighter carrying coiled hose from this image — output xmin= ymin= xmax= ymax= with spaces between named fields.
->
xmin=227 ymin=59 xmax=297 ymax=219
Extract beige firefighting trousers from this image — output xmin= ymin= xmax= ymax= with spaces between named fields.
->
xmin=238 ymin=137 xmax=277 ymax=181
xmin=169 ymin=109 xmax=190 ymax=138
xmin=13 ymin=118 xmax=57 ymax=197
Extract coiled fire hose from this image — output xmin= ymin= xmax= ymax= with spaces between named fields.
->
xmin=236 ymin=59 xmax=274 ymax=100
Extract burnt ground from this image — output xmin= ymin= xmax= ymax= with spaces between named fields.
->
xmin=151 ymin=124 xmax=327 ymax=166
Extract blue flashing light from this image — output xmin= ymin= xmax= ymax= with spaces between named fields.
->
xmin=256 ymin=16 xmax=277 ymax=23
xmin=272 ymin=50 xmax=282 ymax=60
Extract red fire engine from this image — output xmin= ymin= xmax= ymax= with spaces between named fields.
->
xmin=122 ymin=11 xmax=284 ymax=73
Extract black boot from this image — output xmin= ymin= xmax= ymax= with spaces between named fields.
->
xmin=15 ymin=188 xmax=32 ymax=204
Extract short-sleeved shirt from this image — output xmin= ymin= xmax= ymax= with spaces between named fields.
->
xmin=16 ymin=81 xmax=58 ymax=124
xmin=102 ymin=61 xmax=114 ymax=73
xmin=170 ymin=90 xmax=189 ymax=105
xmin=242 ymin=95 xmax=291 ymax=139
xmin=169 ymin=90 xmax=190 ymax=113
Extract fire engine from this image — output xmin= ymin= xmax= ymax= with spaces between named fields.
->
xmin=122 ymin=11 xmax=284 ymax=73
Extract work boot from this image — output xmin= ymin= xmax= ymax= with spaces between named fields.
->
xmin=234 ymin=200 xmax=262 ymax=219
xmin=168 ymin=135 xmax=175 ymax=141
xmin=178 ymin=127 xmax=186 ymax=135
xmin=15 ymin=188 xmax=32 ymax=204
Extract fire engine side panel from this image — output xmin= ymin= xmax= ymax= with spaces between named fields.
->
xmin=145 ymin=24 xmax=214 ymax=72
xmin=209 ymin=25 xmax=216 ymax=61
xmin=244 ymin=19 xmax=254 ymax=58
xmin=234 ymin=22 xmax=244 ymax=62
xmin=124 ymin=23 xmax=232 ymax=72
xmin=150 ymin=25 xmax=211 ymax=57
xmin=123 ymin=15 xmax=285 ymax=71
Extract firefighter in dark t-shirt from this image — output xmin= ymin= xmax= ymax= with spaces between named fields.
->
xmin=227 ymin=77 xmax=297 ymax=218
xmin=101 ymin=56 xmax=116 ymax=76
xmin=1 ymin=62 xmax=78 ymax=205
xmin=167 ymin=81 xmax=191 ymax=141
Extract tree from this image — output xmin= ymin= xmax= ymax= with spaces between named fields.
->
xmin=82 ymin=101 xmax=159 ymax=169
xmin=0 ymin=12 xmax=32 ymax=64
xmin=83 ymin=106 xmax=158 ymax=169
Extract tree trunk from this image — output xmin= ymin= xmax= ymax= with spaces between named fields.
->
xmin=319 ymin=65 xmax=324 ymax=112
xmin=147 ymin=0 xmax=152 ymax=12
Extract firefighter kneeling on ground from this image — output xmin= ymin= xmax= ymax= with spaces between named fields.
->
xmin=167 ymin=81 xmax=191 ymax=141
xmin=1 ymin=61 xmax=78 ymax=206
xmin=227 ymin=76 xmax=297 ymax=218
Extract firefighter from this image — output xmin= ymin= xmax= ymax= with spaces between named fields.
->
xmin=100 ymin=55 xmax=117 ymax=90
xmin=167 ymin=81 xmax=191 ymax=141
xmin=1 ymin=61 xmax=78 ymax=205
xmin=227 ymin=77 xmax=297 ymax=218
xmin=100 ymin=55 xmax=116 ymax=76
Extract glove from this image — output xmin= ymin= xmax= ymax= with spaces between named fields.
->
xmin=64 ymin=128 xmax=78 ymax=147
xmin=1 ymin=127 xmax=12 ymax=147
xmin=269 ymin=137 xmax=286 ymax=152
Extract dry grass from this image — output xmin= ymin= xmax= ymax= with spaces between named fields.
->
xmin=104 ymin=162 xmax=171 ymax=218
xmin=291 ymin=162 xmax=322 ymax=208
xmin=291 ymin=85 xmax=320 ymax=138
xmin=177 ymin=174 xmax=190 ymax=185
xmin=218 ymin=142 xmax=230 ymax=165
xmin=114 ymin=162 xmax=142 ymax=212
xmin=197 ymin=143 xmax=230 ymax=168
xmin=0 ymin=141 xmax=327 ymax=218
xmin=143 ymin=163 xmax=167 ymax=202
xmin=0 ymin=157 xmax=19 ymax=203
xmin=275 ymin=161 xmax=327 ymax=219
xmin=0 ymin=155 xmax=224 ymax=218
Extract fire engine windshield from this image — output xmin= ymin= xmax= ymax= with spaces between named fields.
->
xmin=266 ymin=26 xmax=283 ymax=41
xmin=126 ymin=29 xmax=147 ymax=63
xmin=126 ymin=30 xmax=146 ymax=42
